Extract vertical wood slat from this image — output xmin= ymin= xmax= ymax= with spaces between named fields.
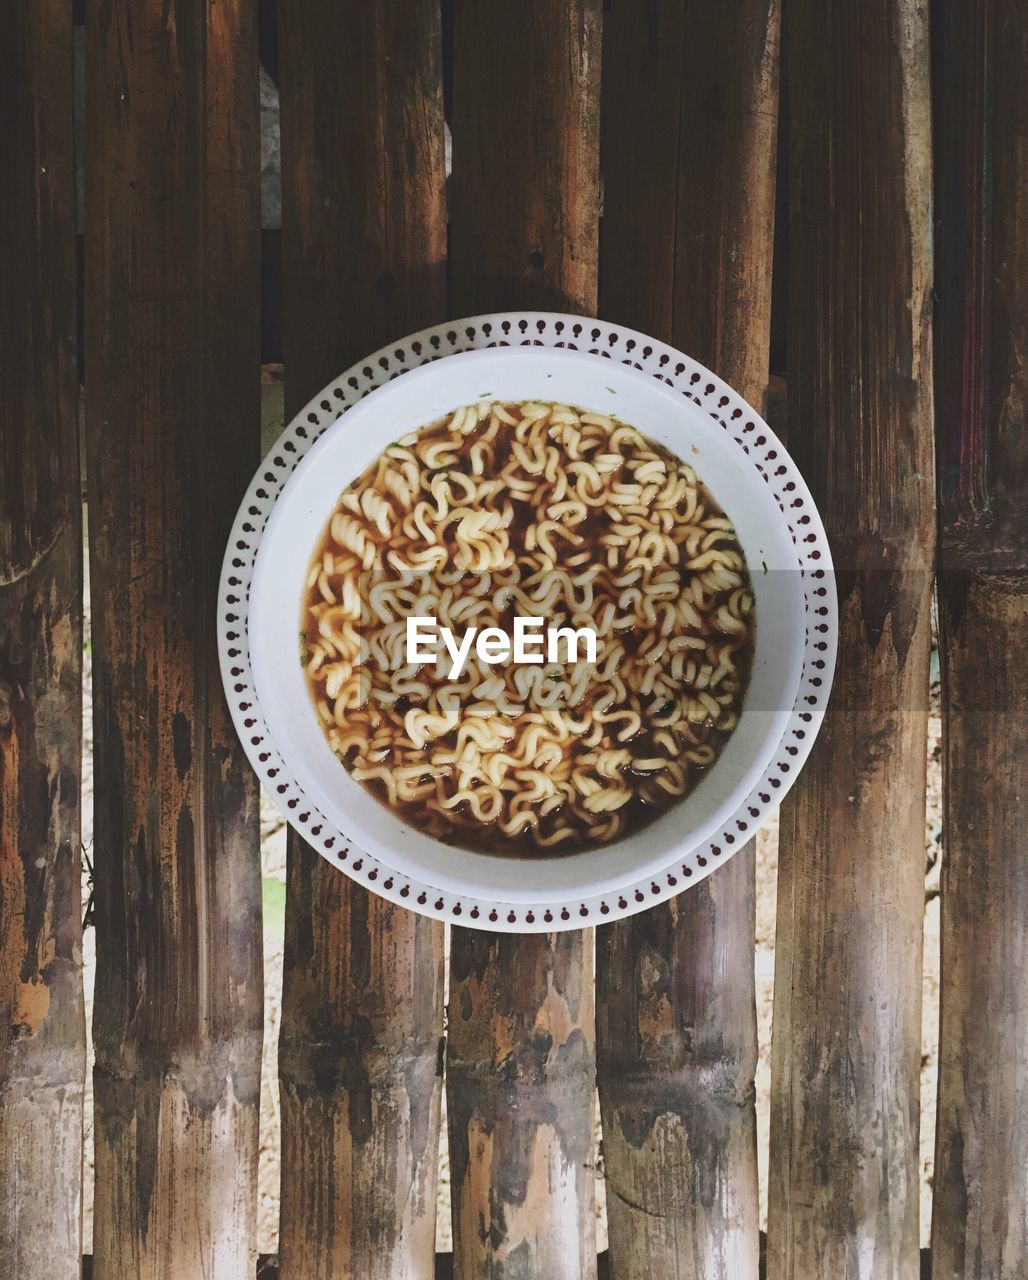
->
xmin=448 ymin=0 xmax=602 ymax=319
xmin=596 ymin=3 xmax=778 ymax=1276
xmin=931 ymin=1 xmax=1028 ymax=1275
xmin=0 ymin=6 xmax=84 ymax=1277
xmin=767 ymin=2 xmax=935 ymax=1277
xmin=85 ymin=2 xmax=263 ymax=1276
xmin=597 ymin=871 xmax=760 ymax=1280
xmin=448 ymin=935 xmax=597 ymax=1280
xmin=446 ymin=4 xmax=602 ymax=1278
xmin=597 ymin=0 xmax=686 ymax=339
xmin=276 ymin=3 xmax=447 ymax=1277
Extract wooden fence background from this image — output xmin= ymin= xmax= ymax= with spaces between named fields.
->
xmin=1 ymin=1 xmax=1025 ymax=1278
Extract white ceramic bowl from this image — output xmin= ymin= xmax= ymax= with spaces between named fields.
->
xmin=220 ymin=313 xmax=836 ymax=931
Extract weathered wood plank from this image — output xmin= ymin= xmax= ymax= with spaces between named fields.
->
xmin=85 ymin=1 xmax=263 ymax=1275
xmin=931 ymin=1 xmax=1028 ymax=1275
xmin=446 ymin=4 xmax=602 ymax=1277
xmin=278 ymin=872 xmax=445 ymax=1280
xmin=597 ymin=0 xmax=687 ymax=338
xmin=449 ymin=0 xmax=602 ymax=319
xmin=447 ymin=934 xmax=597 ymax=1280
xmin=279 ymin=0 xmax=448 ymax=383
xmin=276 ymin=3 xmax=447 ymax=1276
xmin=597 ymin=3 xmax=778 ymax=1276
xmin=767 ymin=2 xmax=935 ymax=1277
xmin=597 ymin=867 xmax=760 ymax=1280
xmin=0 ymin=6 xmax=84 ymax=1276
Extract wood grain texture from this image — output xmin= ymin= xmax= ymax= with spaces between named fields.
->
xmin=597 ymin=4 xmax=778 ymax=1276
xmin=279 ymin=0 xmax=448 ymax=386
xmin=447 ymin=934 xmax=597 ymax=1280
xmin=0 ymin=5 xmax=84 ymax=1275
xmin=85 ymin=2 xmax=263 ymax=1275
xmin=931 ymin=1 xmax=1028 ymax=1275
xmin=670 ymin=0 xmax=781 ymax=403
xmin=598 ymin=0 xmax=687 ymax=337
xmin=278 ymin=870 xmax=445 ymax=1280
xmin=767 ymin=1 xmax=935 ymax=1277
xmin=447 ymin=4 xmax=602 ymax=1277
xmin=449 ymin=0 xmax=602 ymax=318
xmin=277 ymin=3 xmax=447 ymax=1276
xmin=932 ymin=583 xmax=1027 ymax=1280
xmin=597 ymin=862 xmax=760 ymax=1280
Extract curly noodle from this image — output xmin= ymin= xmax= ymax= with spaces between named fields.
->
xmin=302 ymin=401 xmax=754 ymax=855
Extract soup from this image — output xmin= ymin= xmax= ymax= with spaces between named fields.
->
xmin=301 ymin=400 xmax=753 ymax=855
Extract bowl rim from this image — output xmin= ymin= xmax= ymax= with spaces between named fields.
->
xmin=219 ymin=311 xmax=837 ymax=932
xmin=249 ymin=344 xmax=803 ymax=900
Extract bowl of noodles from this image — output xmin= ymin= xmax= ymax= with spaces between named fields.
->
xmin=223 ymin=315 xmax=835 ymax=930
